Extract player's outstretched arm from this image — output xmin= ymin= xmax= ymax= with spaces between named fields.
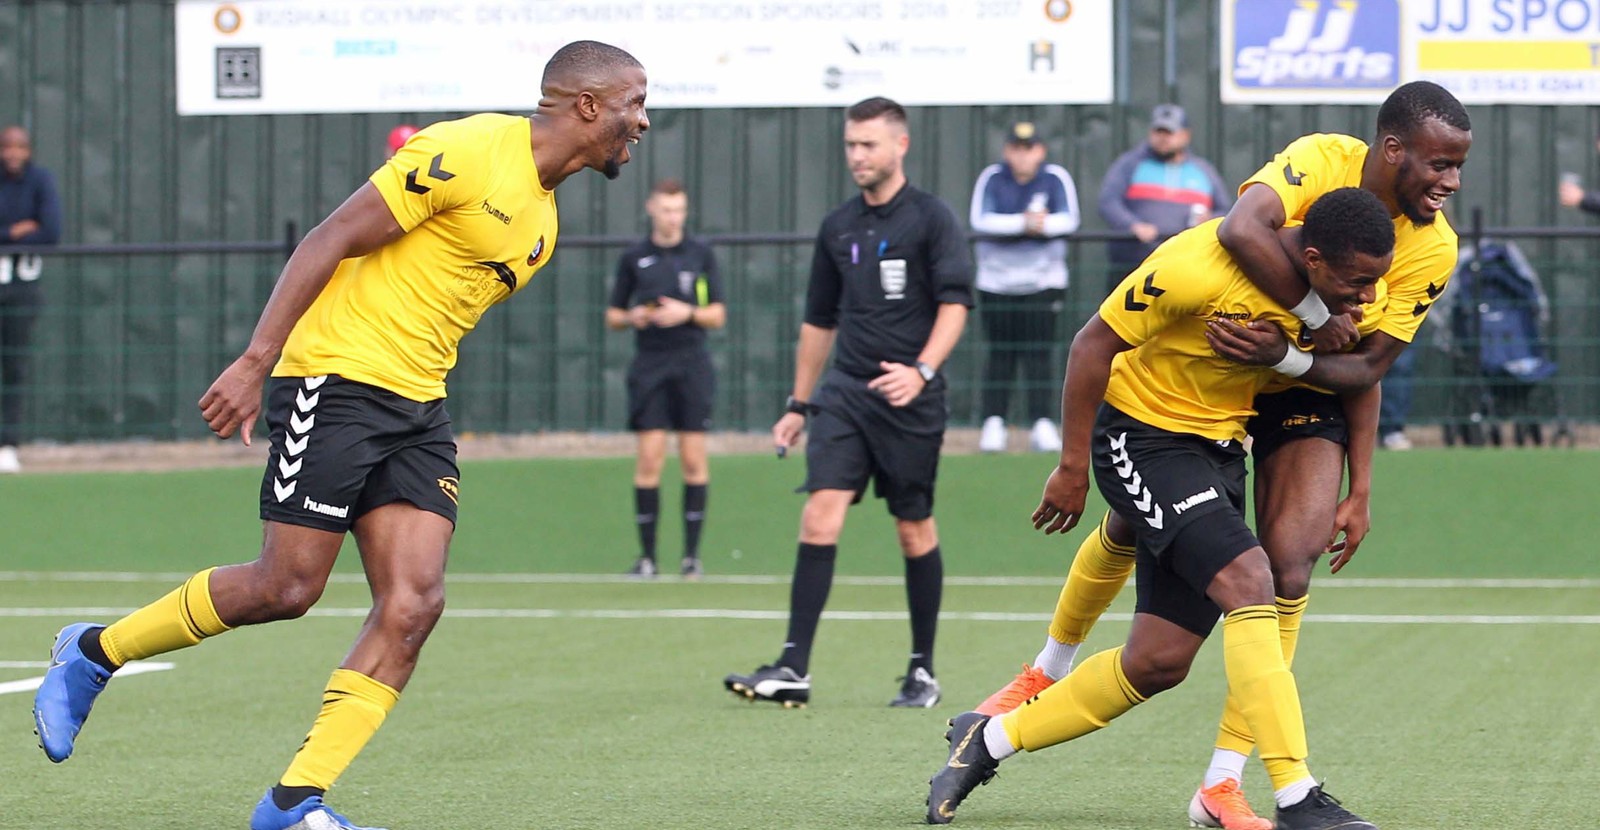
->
xmin=1219 ymin=186 xmax=1358 ymax=351
xmin=1033 ymin=316 xmax=1131 ymax=536
xmin=199 ymin=183 xmax=405 ymax=445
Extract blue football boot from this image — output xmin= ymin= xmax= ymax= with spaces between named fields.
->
xmin=32 ymin=622 xmax=113 ymax=762
xmin=250 ymin=790 xmax=388 ymax=830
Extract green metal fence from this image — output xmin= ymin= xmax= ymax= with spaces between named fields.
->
xmin=4 ymin=229 xmax=1597 ymax=445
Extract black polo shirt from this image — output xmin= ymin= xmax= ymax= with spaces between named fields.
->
xmin=609 ymin=236 xmax=724 ymax=352
xmin=804 ymin=184 xmax=974 ymax=379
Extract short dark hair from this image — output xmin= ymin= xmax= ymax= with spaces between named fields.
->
xmin=650 ymin=178 xmax=685 ymax=197
xmin=1301 ymin=187 xmax=1395 ymax=267
xmin=541 ymin=40 xmax=641 ymax=91
xmin=846 ymin=96 xmax=907 ymax=126
xmin=1376 ymin=81 xmax=1471 ymax=141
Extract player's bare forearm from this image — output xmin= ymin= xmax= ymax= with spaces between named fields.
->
xmin=604 ymin=307 xmax=630 ymax=330
xmin=243 ymin=183 xmax=405 ymax=366
xmin=1301 ymin=332 xmax=1406 ymax=394
xmin=791 ymin=323 xmax=836 ymax=401
xmin=1217 ymin=186 xmax=1306 ymax=310
xmin=1340 ymin=382 xmax=1380 ymax=498
xmin=915 ymin=303 xmax=969 ymax=371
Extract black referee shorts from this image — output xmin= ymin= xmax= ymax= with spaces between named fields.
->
xmin=627 ymin=348 xmax=715 ymax=432
xmin=258 ymin=375 xmax=460 ymax=533
xmin=1247 ymin=386 xmax=1349 ymax=462
xmin=801 ymin=368 xmax=948 ymax=521
xmin=1091 ymin=404 xmax=1259 ymax=637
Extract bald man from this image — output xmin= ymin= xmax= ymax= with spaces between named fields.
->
xmin=32 ymin=41 xmax=648 ymax=830
xmin=0 ymin=125 xmax=61 ymax=473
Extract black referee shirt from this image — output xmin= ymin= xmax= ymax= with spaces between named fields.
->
xmin=804 ymin=184 xmax=974 ymax=379
xmin=609 ymin=236 xmax=725 ymax=352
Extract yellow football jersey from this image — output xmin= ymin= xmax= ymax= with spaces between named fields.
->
xmin=1099 ymin=220 xmax=1387 ymax=442
xmin=1240 ymin=132 xmax=1456 ymax=345
xmin=275 ymin=113 xmax=559 ymax=401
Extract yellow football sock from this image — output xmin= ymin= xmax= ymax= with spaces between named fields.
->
xmin=1002 ymin=646 xmax=1145 ymax=752
xmin=1215 ymin=595 xmax=1308 ymax=755
xmin=1047 ymin=514 xmax=1137 ymax=646
xmin=1222 ymin=605 xmax=1310 ymax=790
xmin=100 ymin=568 xmax=231 ymax=668
xmin=279 ymin=669 xmax=400 ymax=790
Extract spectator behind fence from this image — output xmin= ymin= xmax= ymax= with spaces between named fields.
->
xmin=385 ymin=124 xmax=419 ymax=159
xmin=969 ymin=121 xmax=1080 ymax=453
xmin=0 ymin=125 xmax=62 ymax=473
xmin=1098 ymin=104 xmax=1232 ymax=292
xmin=1558 ymin=134 xmax=1600 ymax=216
xmin=606 ymin=178 xmax=726 ymax=579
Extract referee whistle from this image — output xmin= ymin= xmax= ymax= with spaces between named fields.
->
xmin=776 ymin=445 xmax=787 ymax=459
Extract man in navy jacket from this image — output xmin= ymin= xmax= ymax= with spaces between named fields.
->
xmin=0 ymin=125 xmax=63 ymax=472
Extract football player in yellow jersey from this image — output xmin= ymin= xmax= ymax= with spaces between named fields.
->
xmin=927 ymin=188 xmax=1392 ymax=830
xmin=964 ymin=82 xmax=1472 ymax=830
xmin=32 ymin=41 xmax=649 ymax=830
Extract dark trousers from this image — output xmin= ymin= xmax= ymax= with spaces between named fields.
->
xmin=978 ymin=288 xmax=1063 ymax=422
xmin=0 ymin=279 xmax=42 ymax=447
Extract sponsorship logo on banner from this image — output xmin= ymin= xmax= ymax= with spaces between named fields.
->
xmin=1223 ymin=0 xmax=1400 ymax=103
xmin=1412 ymin=0 xmax=1600 ymax=104
xmin=174 ymin=0 xmax=1112 ymax=114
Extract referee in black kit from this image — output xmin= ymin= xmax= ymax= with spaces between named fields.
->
xmin=607 ymin=178 xmax=726 ymax=579
xmin=724 ymin=97 xmax=972 ymax=709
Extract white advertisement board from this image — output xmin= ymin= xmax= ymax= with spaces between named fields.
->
xmin=176 ymin=0 xmax=1114 ymax=115
xmin=1223 ymin=0 xmax=1600 ymax=105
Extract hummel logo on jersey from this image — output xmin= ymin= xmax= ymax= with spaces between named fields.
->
xmin=1172 ymin=486 xmax=1219 ymax=515
xmin=1124 ymin=272 xmax=1165 ymax=312
xmin=303 ymin=497 xmax=350 ymax=519
xmin=1283 ymin=161 xmax=1305 ymax=186
xmin=1412 ymin=301 xmax=1432 ymax=317
xmin=404 ymin=153 xmax=456 ymax=195
xmin=1426 ymin=281 xmax=1443 ymax=299
xmin=481 ymin=200 xmax=512 ymax=225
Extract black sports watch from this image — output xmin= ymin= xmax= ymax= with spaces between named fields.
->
xmin=915 ymin=361 xmax=937 ymax=383
xmin=785 ymin=395 xmax=812 ymax=416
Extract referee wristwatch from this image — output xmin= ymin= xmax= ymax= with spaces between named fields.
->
xmin=785 ymin=395 xmax=812 ymax=416
xmin=915 ymin=361 xmax=937 ymax=383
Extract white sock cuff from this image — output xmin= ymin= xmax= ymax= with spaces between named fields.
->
xmin=983 ymin=715 xmax=1018 ymax=761
xmin=1203 ymin=748 xmax=1250 ymax=788
xmin=1034 ymin=638 xmax=1079 ymax=681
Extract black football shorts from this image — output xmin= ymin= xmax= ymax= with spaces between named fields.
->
xmin=258 ymin=375 xmax=460 ymax=533
xmin=1092 ymin=404 xmax=1259 ymax=636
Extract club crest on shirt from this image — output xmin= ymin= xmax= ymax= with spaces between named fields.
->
xmin=527 ymin=236 xmax=547 ymax=267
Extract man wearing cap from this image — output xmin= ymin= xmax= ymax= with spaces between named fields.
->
xmin=969 ymin=121 xmax=1081 ymax=453
xmin=1098 ymin=104 xmax=1232 ymax=292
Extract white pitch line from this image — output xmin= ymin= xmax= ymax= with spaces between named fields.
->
xmin=0 ymin=571 xmax=1595 ymax=589
xmin=0 ymin=660 xmax=175 ymax=697
xmin=0 ymin=607 xmax=1595 ymax=625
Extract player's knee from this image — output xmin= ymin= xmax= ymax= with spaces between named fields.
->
xmin=262 ymin=577 xmax=325 ymax=621
xmin=895 ymin=520 xmax=936 ymax=557
xmin=799 ymin=500 xmax=847 ymax=543
xmin=1120 ymin=646 xmax=1192 ymax=697
xmin=378 ymin=585 xmax=446 ymax=638
xmin=1269 ymin=561 xmax=1313 ymax=599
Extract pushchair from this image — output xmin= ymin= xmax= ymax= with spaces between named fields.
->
xmin=1436 ymin=239 xmax=1571 ymax=447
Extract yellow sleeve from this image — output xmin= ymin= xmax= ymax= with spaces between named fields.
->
xmin=370 ymin=122 xmax=482 ymax=232
xmin=1378 ymin=241 xmax=1456 ymax=343
xmin=1238 ymin=134 xmax=1348 ymax=222
xmin=1097 ymin=263 xmax=1213 ymax=348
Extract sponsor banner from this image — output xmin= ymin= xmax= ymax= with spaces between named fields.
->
xmin=176 ymin=0 xmax=1112 ymax=115
xmin=1225 ymin=0 xmax=1600 ymax=105
xmin=1411 ymin=0 xmax=1600 ymax=105
xmin=1222 ymin=0 xmax=1401 ymax=103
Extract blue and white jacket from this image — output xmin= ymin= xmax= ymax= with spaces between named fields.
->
xmin=968 ymin=162 xmax=1080 ymax=295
